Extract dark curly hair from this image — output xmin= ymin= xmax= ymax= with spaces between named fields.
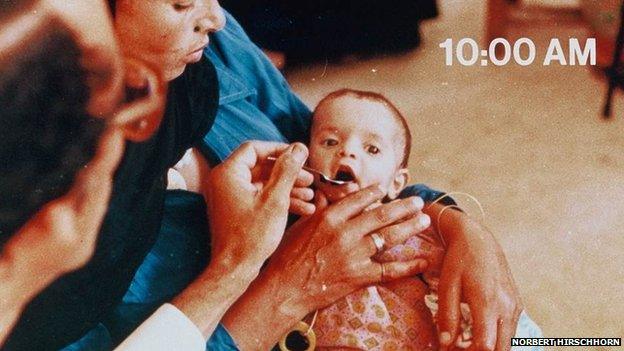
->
xmin=0 ymin=21 xmax=105 ymax=245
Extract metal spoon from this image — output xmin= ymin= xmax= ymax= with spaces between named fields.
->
xmin=266 ymin=156 xmax=348 ymax=186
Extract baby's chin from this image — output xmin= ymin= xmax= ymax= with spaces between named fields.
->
xmin=318 ymin=184 xmax=384 ymax=212
xmin=317 ymin=180 xmax=389 ymax=206
xmin=317 ymin=181 xmax=360 ymax=203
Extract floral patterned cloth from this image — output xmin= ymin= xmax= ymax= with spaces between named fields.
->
xmin=314 ymin=227 xmax=543 ymax=350
xmin=315 ymin=228 xmax=449 ymax=350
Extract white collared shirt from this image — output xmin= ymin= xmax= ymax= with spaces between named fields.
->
xmin=115 ymin=304 xmax=205 ymax=351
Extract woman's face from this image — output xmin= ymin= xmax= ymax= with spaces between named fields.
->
xmin=114 ymin=0 xmax=225 ymax=81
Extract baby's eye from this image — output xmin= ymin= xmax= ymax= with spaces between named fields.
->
xmin=173 ymin=1 xmax=193 ymax=11
xmin=366 ymin=145 xmax=380 ymax=155
xmin=322 ymin=138 xmax=339 ymax=147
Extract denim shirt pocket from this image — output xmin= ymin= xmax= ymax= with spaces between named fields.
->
xmin=215 ymin=66 xmax=256 ymax=105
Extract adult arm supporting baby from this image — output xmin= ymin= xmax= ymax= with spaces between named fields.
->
xmin=424 ymin=202 xmax=522 ymax=351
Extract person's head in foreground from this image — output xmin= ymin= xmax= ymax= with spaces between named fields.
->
xmin=308 ymin=88 xmax=412 ymax=203
xmin=0 ymin=0 xmax=163 ymax=281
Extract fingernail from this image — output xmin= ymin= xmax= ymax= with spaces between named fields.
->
xmin=291 ymin=143 xmax=308 ymax=163
xmin=439 ymin=331 xmax=452 ymax=346
xmin=419 ymin=213 xmax=431 ymax=227
xmin=411 ymin=196 xmax=424 ymax=209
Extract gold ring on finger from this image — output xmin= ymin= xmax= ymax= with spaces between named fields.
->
xmin=369 ymin=232 xmax=385 ymax=255
xmin=380 ymin=262 xmax=387 ymax=283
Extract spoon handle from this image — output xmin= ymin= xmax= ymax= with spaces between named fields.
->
xmin=265 ymin=156 xmax=346 ymax=185
xmin=266 ymin=156 xmax=318 ymax=175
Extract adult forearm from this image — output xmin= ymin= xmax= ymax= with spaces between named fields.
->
xmin=172 ymin=257 xmax=262 ymax=339
xmin=0 ymin=255 xmax=44 ymax=346
xmin=424 ymin=202 xmax=491 ymax=246
xmin=0 ymin=309 xmax=20 ymax=347
xmin=0 ymin=262 xmax=21 ymax=346
xmin=221 ymin=269 xmax=309 ymax=351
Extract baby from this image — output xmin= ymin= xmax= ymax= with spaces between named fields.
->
xmin=302 ymin=89 xmax=541 ymax=350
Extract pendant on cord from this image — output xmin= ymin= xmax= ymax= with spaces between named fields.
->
xmin=278 ymin=320 xmax=317 ymax=351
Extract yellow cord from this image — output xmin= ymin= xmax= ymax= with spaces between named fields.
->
xmin=425 ymin=192 xmax=486 ymax=248
xmin=426 ymin=191 xmax=486 ymax=220
xmin=305 ymin=310 xmax=319 ymax=335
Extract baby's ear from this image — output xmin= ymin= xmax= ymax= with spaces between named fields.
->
xmin=387 ymin=168 xmax=409 ymax=200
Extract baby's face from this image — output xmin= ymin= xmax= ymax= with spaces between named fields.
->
xmin=309 ymin=96 xmax=408 ymax=203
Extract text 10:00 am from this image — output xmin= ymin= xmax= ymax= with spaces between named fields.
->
xmin=439 ymin=38 xmax=596 ymax=66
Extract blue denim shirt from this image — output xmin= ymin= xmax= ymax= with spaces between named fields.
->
xmin=199 ymin=14 xmax=311 ymax=165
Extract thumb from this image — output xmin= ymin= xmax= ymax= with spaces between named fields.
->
xmin=261 ymin=143 xmax=308 ymax=209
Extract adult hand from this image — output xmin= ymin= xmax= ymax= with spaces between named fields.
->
xmin=222 ymin=188 xmax=432 ymax=350
xmin=173 ymin=141 xmax=311 ymax=338
xmin=173 ymin=146 xmax=315 ymax=216
xmin=267 ymin=187 xmax=431 ymax=312
xmin=252 ymin=151 xmax=315 ymax=216
xmin=206 ymin=141 xmax=311 ymax=267
xmin=434 ymin=211 xmax=522 ymax=351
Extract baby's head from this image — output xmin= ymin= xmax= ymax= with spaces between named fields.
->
xmin=308 ymin=89 xmax=412 ymax=203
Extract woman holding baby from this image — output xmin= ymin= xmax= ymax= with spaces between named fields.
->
xmin=4 ymin=1 xmax=532 ymax=350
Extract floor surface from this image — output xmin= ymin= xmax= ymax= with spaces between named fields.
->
xmin=285 ymin=1 xmax=624 ymax=348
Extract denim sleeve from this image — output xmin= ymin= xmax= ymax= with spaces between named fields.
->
xmin=399 ymin=183 xmax=457 ymax=206
xmin=206 ymin=324 xmax=240 ymax=350
xmin=215 ymin=11 xmax=312 ymax=143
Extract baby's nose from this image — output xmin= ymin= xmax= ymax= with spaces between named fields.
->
xmin=338 ymin=148 xmax=357 ymax=159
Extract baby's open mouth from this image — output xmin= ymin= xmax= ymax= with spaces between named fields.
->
xmin=333 ymin=165 xmax=356 ymax=183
